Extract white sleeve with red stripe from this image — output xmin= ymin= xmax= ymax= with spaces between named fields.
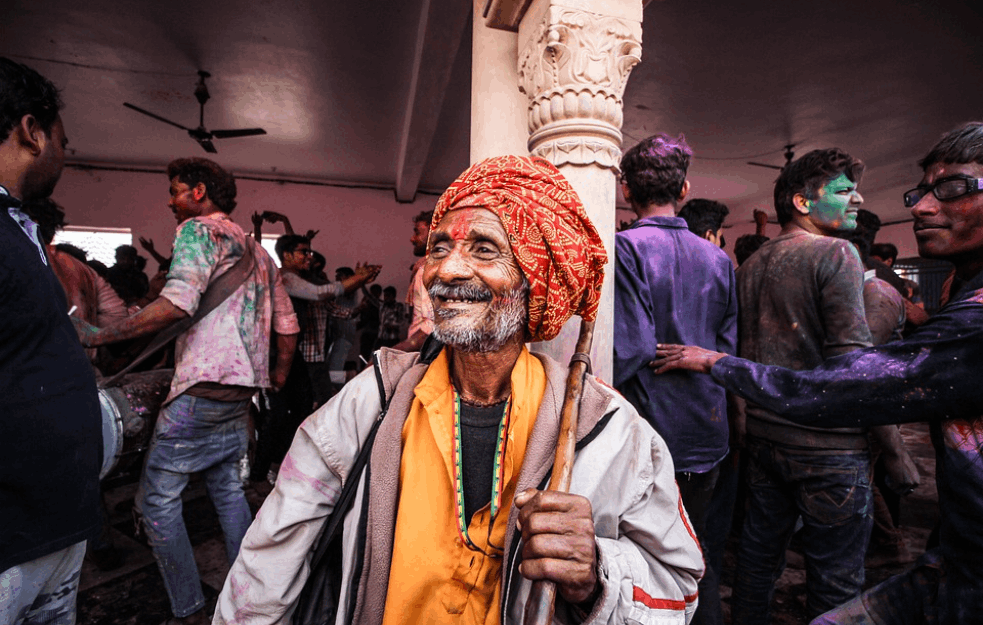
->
xmin=579 ymin=415 xmax=704 ymax=625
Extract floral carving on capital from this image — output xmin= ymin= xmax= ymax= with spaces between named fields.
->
xmin=519 ymin=6 xmax=642 ymax=168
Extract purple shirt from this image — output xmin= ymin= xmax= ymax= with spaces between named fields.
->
xmin=614 ymin=215 xmax=738 ymax=473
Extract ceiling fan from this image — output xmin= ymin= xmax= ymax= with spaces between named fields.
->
xmin=748 ymin=144 xmax=795 ymax=171
xmin=123 ymin=71 xmax=266 ymax=154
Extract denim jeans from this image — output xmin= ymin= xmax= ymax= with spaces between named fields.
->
xmin=732 ymin=436 xmax=873 ymax=624
xmin=140 ymin=394 xmax=252 ymax=618
xmin=0 ymin=541 xmax=86 ymax=625
xmin=811 ymin=549 xmax=983 ymax=625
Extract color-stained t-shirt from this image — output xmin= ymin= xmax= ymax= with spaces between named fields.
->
xmin=736 ymin=231 xmax=872 ymax=445
xmin=711 ymin=268 xmax=983 ymax=608
xmin=160 ymin=213 xmax=299 ymax=404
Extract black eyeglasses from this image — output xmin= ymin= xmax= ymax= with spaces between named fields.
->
xmin=903 ymin=175 xmax=983 ymax=208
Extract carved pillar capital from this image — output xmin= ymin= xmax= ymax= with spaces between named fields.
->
xmin=518 ymin=4 xmax=642 ymax=169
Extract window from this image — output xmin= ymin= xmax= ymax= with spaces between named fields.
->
xmin=260 ymin=234 xmax=281 ymax=267
xmin=52 ymin=226 xmax=132 ymax=267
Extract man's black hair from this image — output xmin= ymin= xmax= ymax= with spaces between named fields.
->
xmin=88 ymin=259 xmax=109 ymax=276
xmin=734 ymin=234 xmax=769 ymax=266
xmin=336 ymin=266 xmax=355 ymax=279
xmin=166 ymin=157 xmax=238 ymax=214
xmin=413 ymin=210 xmax=434 ymax=225
xmin=678 ymin=199 xmax=730 ymax=239
xmin=843 ymin=231 xmax=871 ymax=265
xmin=848 ymin=208 xmax=882 ymax=253
xmin=55 ymin=243 xmax=87 ymax=263
xmin=774 ymin=148 xmax=865 ymax=226
xmin=274 ymin=234 xmax=309 ymax=261
xmin=21 ymin=197 xmax=65 ymax=244
xmin=383 ymin=285 xmax=397 ymax=298
xmin=620 ymin=133 xmax=692 ymax=208
xmin=369 ymin=284 xmax=383 ymax=296
xmin=115 ymin=244 xmax=138 ymax=258
xmin=870 ymin=242 xmax=899 ymax=264
xmin=919 ymin=122 xmax=983 ymax=170
xmin=0 ymin=57 xmax=63 ymax=144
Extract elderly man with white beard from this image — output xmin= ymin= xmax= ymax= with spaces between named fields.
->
xmin=213 ymin=156 xmax=704 ymax=625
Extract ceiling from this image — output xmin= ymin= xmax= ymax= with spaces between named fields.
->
xmin=5 ymin=0 xmax=983 ymax=226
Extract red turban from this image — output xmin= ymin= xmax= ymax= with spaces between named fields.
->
xmin=431 ymin=155 xmax=607 ymax=342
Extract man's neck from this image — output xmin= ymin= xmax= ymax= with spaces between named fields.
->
xmin=780 ymin=215 xmax=826 ymax=237
xmin=447 ymin=337 xmax=525 ymax=405
xmin=0 ymin=175 xmax=24 ymax=201
xmin=954 ymin=256 xmax=983 ymax=283
xmin=632 ymin=202 xmax=676 ymax=220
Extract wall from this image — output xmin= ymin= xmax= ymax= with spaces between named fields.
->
xmin=53 ymin=166 xmax=439 ymax=295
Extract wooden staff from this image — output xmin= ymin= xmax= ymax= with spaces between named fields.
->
xmin=523 ymin=317 xmax=596 ymax=625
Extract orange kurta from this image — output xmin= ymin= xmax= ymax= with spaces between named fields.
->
xmin=382 ymin=347 xmax=546 ymax=625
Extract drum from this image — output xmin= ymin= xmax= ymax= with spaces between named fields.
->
xmin=98 ymin=369 xmax=173 ymax=479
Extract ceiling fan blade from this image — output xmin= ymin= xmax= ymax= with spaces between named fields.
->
xmin=211 ymin=128 xmax=267 ymax=139
xmin=123 ymin=102 xmax=191 ymax=132
xmin=747 ymin=161 xmax=784 ymax=170
xmin=195 ymin=137 xmax=218 ymax=153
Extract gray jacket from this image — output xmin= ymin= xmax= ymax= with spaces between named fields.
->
xmin=214 ymin=347 xmax=703 ymax=625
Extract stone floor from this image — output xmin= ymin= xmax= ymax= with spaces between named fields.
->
xmin=77 ymin=423 xmax=938 ymax=625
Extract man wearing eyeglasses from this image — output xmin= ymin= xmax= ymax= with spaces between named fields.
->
xmin=254 ymin=235 xmax=380 ymax=484
xmin=651 ymin=121 xmax=983 ymax=624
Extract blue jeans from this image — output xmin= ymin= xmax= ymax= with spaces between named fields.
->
xmin=732 ymin=437 xmax=873 ymax=624
xmin=811 ymin=549 xmax=983 ymax=625
xmin=0 ymin=541 xmax=86 ymax=625
xmin=140 ymin=395 xmax=252 ymax=618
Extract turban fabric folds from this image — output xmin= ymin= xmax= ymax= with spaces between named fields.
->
xmin=431 ymin=155 xmax=607 ymax=342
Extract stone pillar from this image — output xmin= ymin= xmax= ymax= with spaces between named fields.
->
xmin=518 ymin=0 xmax=643 ymax=383
xmin=471 ymin=0 xmax=528 ymax=162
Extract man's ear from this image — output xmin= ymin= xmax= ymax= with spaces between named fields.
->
xmin=17 ymin=115 xmax=47 ymax=156
xmin=792 ymin=193 xmax=811 ymax=215
xmin=192 ymin=182 xmax=207 ymax=202
xmin=677 ymin=180 xmax=691 ymax=204
xmin=620 ymin=181 xmax=632 ymax=204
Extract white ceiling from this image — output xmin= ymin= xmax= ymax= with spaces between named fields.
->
xmin=5 ymin=0 xmax=983 ymax=225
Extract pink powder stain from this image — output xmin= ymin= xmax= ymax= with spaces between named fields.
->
xmin=278 ymin=453 xmax=339 ymax=499
xmin=946 ymin=418 xmax=983 ymax=451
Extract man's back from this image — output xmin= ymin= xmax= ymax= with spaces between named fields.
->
xmin=161 ymin=213 xmax=295 ymax=402
xmin=736 ymin=231 xmax=872 ymax=440
xmin=614 ymin=215 xmax=737 ymax=472
xmin=0 ymin=207 xmax=101 ymax=573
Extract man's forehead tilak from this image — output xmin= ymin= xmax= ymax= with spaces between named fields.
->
xmin=429 ymin=206 xmax=505 ymax=246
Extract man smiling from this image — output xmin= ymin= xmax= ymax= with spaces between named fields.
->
xmin=728 ymin=149 xmax=916 ymax=623
xmin=214 ymin=156 xmax=704 ymax=625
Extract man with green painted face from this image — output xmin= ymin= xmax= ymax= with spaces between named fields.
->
xmin=728 ymin=149 xmax=919 ymax=623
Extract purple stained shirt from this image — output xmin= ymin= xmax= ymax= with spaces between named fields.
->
xmin=614 ymin=215 xmax=738 ymax=473
xmin=711 ymin=269 xmax=983 ymax=602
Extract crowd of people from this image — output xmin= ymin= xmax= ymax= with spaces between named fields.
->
xmin=3 ymin=53 xmax=983 ymax=625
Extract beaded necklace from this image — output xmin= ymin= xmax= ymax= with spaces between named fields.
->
xmin=451 ymin=389 xmax=512 ymax=555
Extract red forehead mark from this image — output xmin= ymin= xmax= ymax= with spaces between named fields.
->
xmin=448 ymin=209 xmax=479 ymax=241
